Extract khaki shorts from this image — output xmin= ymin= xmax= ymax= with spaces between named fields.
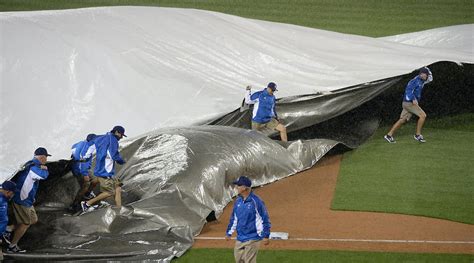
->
xmin=77 ymin=172 xmax=96 ymax=188
xmin=87 ymin=173 xmax=97 ymax=186
xmin=400 ymin=102 xmax=425 ymax=121
xmin=97 ymin=177 xmax=121 ymax=195
xmin=9 ymin=202 xmax=38 ymax=225
xmin=252 ymin=118 xmax=280 ymax=131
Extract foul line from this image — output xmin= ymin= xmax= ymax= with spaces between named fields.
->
xmin=194 ymin=236 xmax=474 ymax=245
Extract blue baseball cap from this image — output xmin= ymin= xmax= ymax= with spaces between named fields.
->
xmin=1 ymin=181 xmax=16 ymax=192
xmin=111 ymin=125 xmax=127 ymax=137
xmin=233 ymin=176 xmax=252 ymax=187
xmin=86 ymin=133 xmax=96 ymax=142
xmin=267 ymin=82 xmax=278 ymax=91
xmin=419 ymin=67 xmax=430 ymax=75
xmin=34 ymin=147 xmax=51 ymax=156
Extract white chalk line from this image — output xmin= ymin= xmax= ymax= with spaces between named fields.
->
xmin=195 ymin=236 xmax=474 ymax=245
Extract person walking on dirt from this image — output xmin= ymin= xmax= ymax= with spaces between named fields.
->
xmin=384 ymin=67 xmax=433 ymax=143
xmin=5 ymin=148 xmax=50 ymax=253
xmin=225 ymin=176 xmax=271 ymax=263
xmin=81 ymin=126 xmax=126 ymax=212
xmin=70 ymin=133 xmax=98 ymax=211
xmin=0 ymin=181 xmax=16 ymax=260
xmin=245 ymin=82 xmax=288 ymax=142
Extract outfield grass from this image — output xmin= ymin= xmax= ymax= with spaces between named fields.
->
xmin=1 ymin=0 xmax=473 ymax=37
xmin=332 ymin=113 xmax=474 ymax=224
xmin=174 ymin=248 xmax=474 ymax=262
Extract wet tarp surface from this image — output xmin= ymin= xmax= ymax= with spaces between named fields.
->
xmin=6 ymin=62 xmax=473 ymax=261
xmin=2 ymin=7 xmax=473 ymax=179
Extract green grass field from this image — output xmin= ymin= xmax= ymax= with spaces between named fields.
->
xmin=332 ymin=114 xmax=474 ymax=224
xmin=175 ymin=248 xmax=474 ymax=263
xmin=1 ymin=0 xmax=473 ymax=37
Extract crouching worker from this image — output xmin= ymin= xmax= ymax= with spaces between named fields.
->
xmin=245 ymin=82 xmax=287 ymax=142
xmin=70 ymin=133 xmax=98 ymax=211
xmin=81 ymin=126 xmax=127 ymax=212
xmin=5 ymin=147 xmax=50 ymax=253
xmin=225 ymin=176 xmax=271 ymax=263
xmin=0 ymin=181 xmax=16 ymax=260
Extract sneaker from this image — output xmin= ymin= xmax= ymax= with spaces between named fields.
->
xmin=7 ymin=244 xmax=26 ymax=253
xmin=414 ymin=134 xmax=426 ymax=143
xmin=384 ymin=135 xmax=396 ymax=143
xmin=83 ymin=191 xmax=96 ymax=200
xmin=80 ymin=201 xmax=91 ymax=212
xmin=98 ymin=201 xmax=110 ymax=208
xmin=2 ymin=231 xmax=12 ymax=245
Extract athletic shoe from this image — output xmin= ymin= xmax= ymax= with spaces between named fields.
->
xmin=2 ymin=231 xmax=12 ymax=245
xmin=7 ymin=244 xmax=26 ymax=253
xmin=83 ymin=191 xmax=96 ymax=200
xmin=80 ymin=201 xmax=91 ymax=212
xmin=384 ymin=135 xmax=396 ymax=143
xmin=414 ymin=134 xmax=426 ymax=143
xmin=98 ymin=201 xmax=110 ymax=208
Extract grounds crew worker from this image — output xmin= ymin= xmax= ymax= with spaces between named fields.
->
xmin=226 ymin=176 xmax=271 ymax=263
xmin=0 ymin=181 xmax=16 ymax=259
xmin=70 ymin=133 xmax=98 ymax=211
xmin=81 ymin=126 xmax=126 ymax=212
xmin=245 ymin=82 xmax=288 ymax=142
xmin=384 ymin=67 xmax=433 ymax=143
xmin=6 ymin=147 xmax=50 ymax=253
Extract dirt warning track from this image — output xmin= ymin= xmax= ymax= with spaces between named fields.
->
xmin=194 ymin=155 xmax=474 ymax=254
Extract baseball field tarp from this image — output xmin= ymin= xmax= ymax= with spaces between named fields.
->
xmin=6 ymin=62 xmax=472 ymax=261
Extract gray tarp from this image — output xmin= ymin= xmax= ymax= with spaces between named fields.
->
xmin=7 ymin=62 xmax=473 ymax=261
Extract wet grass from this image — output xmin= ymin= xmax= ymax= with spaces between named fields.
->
xmin=1 ymin=0 xmax=473 ymax=37
xmin=332 ymin=113 xmax=474 ymax=224
xmin=174 ymin=248 xmax=474 ymax=262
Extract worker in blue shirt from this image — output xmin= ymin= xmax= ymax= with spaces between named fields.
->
xmin=70 ymin=133 xmax=98 ymax=210
xmin=245 ymin=82 xmax=288 ymax=142
xmin=81 ymin=126 xmax=126 ymax=212
xmin=7 ymin=147 xmax=50 ymax=253
xmin=385 ymin=67 xmax=433 ymax=143
xmin=0 ymin=181 xmax=16 ymax=260
xmin=226 ymin=176 xmax=271 ymax=263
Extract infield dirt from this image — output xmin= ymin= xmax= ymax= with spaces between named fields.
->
xmin=194 ymin=155 xmax=474 ymax=254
